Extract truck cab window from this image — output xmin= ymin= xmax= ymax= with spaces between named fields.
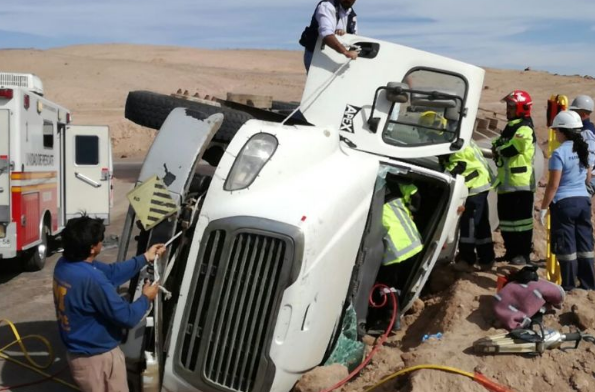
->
xmin=75 ymin=135 xmax=99 ymax=165
xmin=383 ymin=69 xmax=467 ymax=147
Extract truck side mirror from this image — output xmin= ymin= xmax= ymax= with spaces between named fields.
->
xmin=385 ymin=82 xmax=409 ymax=103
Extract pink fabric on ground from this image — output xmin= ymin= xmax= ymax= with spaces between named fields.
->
xmin=493 ymin=278 xmax=565 ymax=330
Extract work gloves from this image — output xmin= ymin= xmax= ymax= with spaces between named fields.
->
xmin=536 ymin=209 xmax=547 ymax=226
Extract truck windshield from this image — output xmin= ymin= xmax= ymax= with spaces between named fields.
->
xmin=382 ymin=69 xmax=467 ymax=147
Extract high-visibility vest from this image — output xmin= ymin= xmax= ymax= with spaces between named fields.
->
xmin=493 ymin=118 xmax=536 ymax=193
xmin=445 ymin=141 xmax=494 ymax=196
xmin=382 ymin=198 xmax=423 ymax=266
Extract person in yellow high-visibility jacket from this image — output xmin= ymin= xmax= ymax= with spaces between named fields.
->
xmin=368 ymin=176 xmax=423 ymax=334
xmin=382 ymin=182 xmax=423 ymax=268
xmin=440 ymin=140 xmax=496 ymax=272
xmin=492 ymin=90 xmax=536 ymax=266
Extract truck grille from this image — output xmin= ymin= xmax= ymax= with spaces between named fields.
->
xmin=178 ymin=219 xmax=300 ymax=392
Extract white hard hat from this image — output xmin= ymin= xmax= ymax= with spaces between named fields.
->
xmin=569 ymin=95 xmax=594 ymax=112
xmin=552 ymin=110 xmax=583 ymax=130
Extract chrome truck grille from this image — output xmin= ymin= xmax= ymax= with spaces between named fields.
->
xmin=176 ymin=218 xmax=302 ymax=392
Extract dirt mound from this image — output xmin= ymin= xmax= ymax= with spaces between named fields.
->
xmin=295 ymin=263 xmax=595 ymax=392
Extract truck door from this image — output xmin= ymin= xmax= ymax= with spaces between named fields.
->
xmin=64 ymin=125 xmax=111 ymax=224
xmin=302 ymin=35 xmax=485 ymax=159
xmin=0 ymin=110 xmax=9 ymax=241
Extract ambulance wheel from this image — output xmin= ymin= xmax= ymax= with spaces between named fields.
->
xmin=25 ymin=225 xmax=49 ymax=271
xmin=124 ymin=90 xmax=253 ymax=143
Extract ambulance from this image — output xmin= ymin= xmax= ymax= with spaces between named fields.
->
xmin=0 ymin=72 xmax=112 ymax=270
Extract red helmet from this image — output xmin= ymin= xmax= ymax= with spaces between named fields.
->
xmin=501 ymin=90 xmax=532 ymax=118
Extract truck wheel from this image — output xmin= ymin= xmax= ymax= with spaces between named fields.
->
xmin=125 ymin=91 xmax=254 ymax=143
xmin=25 ymin=225 xmax=50 ymax=271
xmin=271 ymin=100 xmax=300 ymax=112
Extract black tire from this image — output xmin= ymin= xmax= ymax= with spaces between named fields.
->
xmin=25 ymin=225 xmax=49 ymax=271
xmin=125 ymin=91 xmax=254 ymax=143
xmin=271 ymin=100 xmax=300 ymax=112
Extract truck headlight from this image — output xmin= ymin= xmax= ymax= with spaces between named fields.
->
xmin=0 ymin=224 xmax=5 ymax=239
xmin=224 ymin=133 xmax=278 ymax=191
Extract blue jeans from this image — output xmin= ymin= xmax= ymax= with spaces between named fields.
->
xmin=551 ymin=196 xmax=595 ymax=290
xmin=303 ymin=50 xmax=314 ymax=72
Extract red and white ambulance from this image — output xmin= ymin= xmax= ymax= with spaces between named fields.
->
xmin=0 ymin=72 xmax=112 ymax=270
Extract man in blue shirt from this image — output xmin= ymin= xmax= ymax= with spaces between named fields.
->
xmin=299 ymin=0 xmax=359 ymax=71
xmin=53 ymin=216 xmax=164 ymax=392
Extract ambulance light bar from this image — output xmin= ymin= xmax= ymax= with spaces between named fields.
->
xmin=0 ymin=73 xmax=44 ymax=96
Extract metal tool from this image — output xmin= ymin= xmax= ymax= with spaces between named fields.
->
xmin=474 ymin=328 xmax=595 ymax=355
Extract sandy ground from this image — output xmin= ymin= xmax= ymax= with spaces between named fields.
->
xmin=2 ymin=45 xmax=595 ymax=392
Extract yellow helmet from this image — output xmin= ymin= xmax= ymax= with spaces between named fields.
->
xmin=419 ymin=111 xmax=447 ymax=129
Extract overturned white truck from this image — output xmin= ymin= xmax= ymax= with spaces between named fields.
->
xmin=119 ymin=36 xmax=490 ymax=392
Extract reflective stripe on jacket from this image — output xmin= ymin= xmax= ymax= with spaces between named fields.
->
xmin=493 ymin=118 xmax=536 ymax=193
xmin=382 ymin=198 xmax=423 ymax=265
xmin=445 ymin=141 xmax=494 ymax=196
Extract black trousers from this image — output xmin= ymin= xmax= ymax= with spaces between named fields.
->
xmin=458 ymin=191 xmax=495 ymax=264
xmin=497 ymin=191 xmax=534 ymax=259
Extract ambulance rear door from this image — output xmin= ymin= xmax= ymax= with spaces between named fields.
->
xmin=0 ymin=109 xmax=10 ymax=246
xmin=64 ymin=125 xmax=112 ymax=224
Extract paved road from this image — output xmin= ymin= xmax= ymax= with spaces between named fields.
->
xmin=0 ymin=160 xmax=140 ymax=392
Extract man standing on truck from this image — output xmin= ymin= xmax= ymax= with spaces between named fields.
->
xmin=299 ymin=0 xmax=359 ymax=71
xmin=492 ymin=90 xmax=536 ymax=266
xmin=53 ymin=215 xmax=165 ymax=392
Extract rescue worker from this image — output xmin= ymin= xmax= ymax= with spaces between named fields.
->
xmin=368 ymin=175 xmax=423 ymax=333
xmin=53 ymin=215 xmax=165 ymax=392
xmin=569 ymin=95 xmax=595 ymax=191
xmin=439 ymin=140 xmax=496 ymax=272
xmin=492 ymin=90 xmax=536 ymax=265
xmin=299 ymin=0 xmax=359 ymax=72
xmin=570 ymin=95 xmax=595 ymax=135
xmin=538 ymin=111 xmax=595 ymax=291
xmin=419 ymin=110 xmax=450 ymax=143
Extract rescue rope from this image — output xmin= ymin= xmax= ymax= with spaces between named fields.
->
xmin=281 ymin=47 xmax=360 ymax=126
xmin=0 ymin=319 xmax=80 ymax=391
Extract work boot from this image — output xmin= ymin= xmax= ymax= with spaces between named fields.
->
xmin=495 ymin=254 xmax=513 ymax=263
xmin=453 ymin=260 xmax=476 ymax=272
xmin=510 ymin=255 xmax=527 ymax=266
xmin=478 ymin=260 xmax=495 ymax=272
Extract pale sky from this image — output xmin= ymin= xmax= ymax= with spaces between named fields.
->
xmin=1 ymin=0 xmax=594 ymax=76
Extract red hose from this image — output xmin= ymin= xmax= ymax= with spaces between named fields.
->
xmin=320 ymin=283 xmax=398 ymax=392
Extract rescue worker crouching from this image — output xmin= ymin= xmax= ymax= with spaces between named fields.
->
xmin=439 ymin=140 xmax=496 ymax=272
xmin=492 ymin=90 xmax=536 ymax=266
xmin=368 ymin=175 xmax=423 ymax=334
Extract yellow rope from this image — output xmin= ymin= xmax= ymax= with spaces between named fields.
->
xmin=364 ymin=364 xmax=474 ymax=392
xmin=0 ymin=319 xmax=80 ymax=390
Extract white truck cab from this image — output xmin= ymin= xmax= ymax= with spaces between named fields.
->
xmin=0 ymin=72 xmax=112 ymax=270
xmin=119 ymin=35 xmax=484 ymax=392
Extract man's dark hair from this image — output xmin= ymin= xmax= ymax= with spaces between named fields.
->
xmin=62 ymin=215 xmax=105 ymax=261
